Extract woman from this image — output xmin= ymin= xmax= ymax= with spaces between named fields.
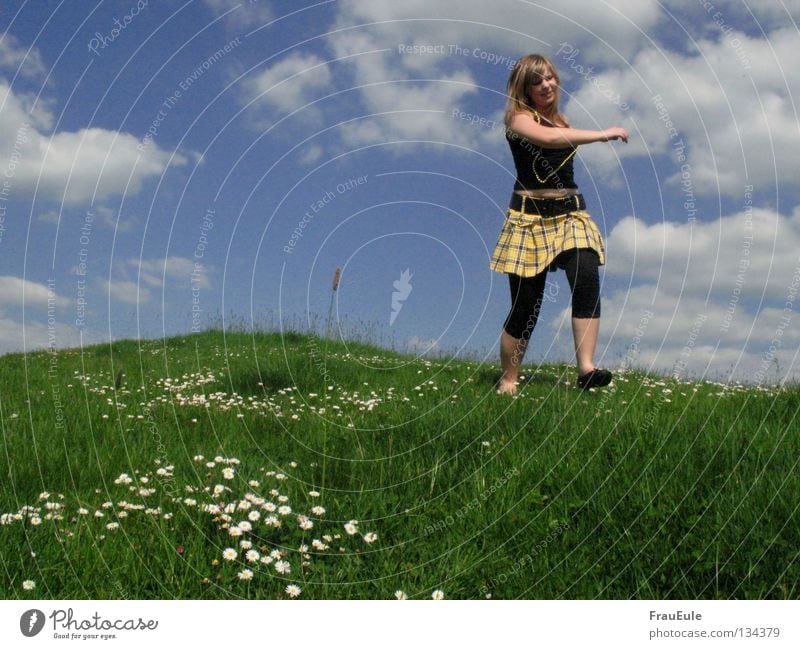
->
xmin=491 ymin=54 xmax=628 ymax=394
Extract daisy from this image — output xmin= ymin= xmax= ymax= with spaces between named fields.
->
xmin=363 ymin=532 xmax=378 ymax=544
xmin=222 ymin=548 xmax=238 ymax=561
xmin=274 ymin=560 xmax=291 ymax=574
xmin=237 ymin=569 xmax=253 ymax=581
xmin=277 ymin=506 xmax=292 ymax=516
xmin=22 ymin=580 xmax=35 ymax=591
xmin=245 ymin=550 xmax=260 ymax=563
xmin=248 ymin=511 xmax=260 ymax=522
xmin=297 ymin=516 xmax=313 ymax=531
xmin=222 ymin=467 xmax=235 ymax=480
xmin=228 ymin=526 xmax=243 ymax=537
xmin=285 ymin=584 xmax=301 ymax=598
xmin=311 ymin=506 xmax=326 ymax=516
xmin=238 ymin=521 xmax=252 ymax=532
xmin=308 ymin=490 xmax=320 ymax=498
xmin=394 ymin=590 xmax=408 ymax=600
xmin=344 ymin=522 xmax=358 ymax=535
xmin=431 ymin=589 xmax=445 ymax=600
xmin=106 ymin=522 xmax=119 ymax=530
xmin=29 ymin=516 xmax=42 ymax=526
xmin=239 ymin=540 xmax=253 ymax=550
xmin=269 ymin=549 xmax=283 ymax=560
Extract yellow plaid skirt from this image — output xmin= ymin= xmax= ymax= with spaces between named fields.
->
xmin=490 ymin=207 xmax=605 ymax=277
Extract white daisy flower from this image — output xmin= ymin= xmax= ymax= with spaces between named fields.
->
xmin=22 ymin=580 xmax=35 ymax=590
xmin=248 ymin=511 xmax=260 ymax=522
xmin=344 ymin=522 xmax=358 ymax=535
xmin=222 ymin=548 xmax=238 ymax=561
xmin=274 ymin=560 xmax=291 ymax=574
xmin=239 ymin=540 xmax=253 ymax=549
xmin=245 ymin=550 xmax=260 ymax=563
xmin=222 ymin=467 xmax=235 ymax=480
xmin=238 ymin=521 xmax=252 ymax=532
xmin=228 ymin=526 xmax=243 ymax=537
xmin=431 ymin=589 xmax=445 ymax=600
xmin=29 ymin=516 xmax=42 ymax=526
xmin=308 ymin=490 xmax=320 ymax=498
xmin=237 ymin=569 xmax=253 ymax=581
xmin=106 ymin=522 xmax=119 ymax=530
xmin=285 ymin=584 xmax=301 ymax=598
xmin=310 ymin=506 xmax=326 ymax=516
xmin=363 ymin=532 xmax=378 ymax=544
xmin=277 ymin=506 xmax=292 ymax=516
xmin=394 ymin=590 xmax=408 ymax=600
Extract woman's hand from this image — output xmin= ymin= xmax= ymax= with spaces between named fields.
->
xmin=603 ymin=127 xmax=629 ymax=143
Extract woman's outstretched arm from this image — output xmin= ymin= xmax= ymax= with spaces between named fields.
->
xmin=507 ymin=111 xmax=628 ymax=149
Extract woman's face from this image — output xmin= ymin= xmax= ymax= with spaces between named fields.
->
xmin=526 ymin=68 xmax=558 ymax=112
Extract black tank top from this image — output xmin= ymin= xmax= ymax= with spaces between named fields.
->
xmin=506 ymin=120 xmax=577 ymax=191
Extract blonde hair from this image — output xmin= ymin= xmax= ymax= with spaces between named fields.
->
xmin=504 ymin=54 xmax=569 ymax=127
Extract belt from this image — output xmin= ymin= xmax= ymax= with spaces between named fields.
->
xmin=509 ymin=193 xmax=585 ymax=216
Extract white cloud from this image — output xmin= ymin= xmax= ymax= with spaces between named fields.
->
xmin=101 ymin=279 xmax=151 ymax=305
xmin=546 ymin=204 xmax=800 ymax=383
xmin=565 ymin=27 xmax=800 ymax=195
xmin=605 ymin=205 xmax=800 ymax=301
xmin=242 ymin=52 xmax=333 ymax=120
xmin=323 ymin=0 xmax=662 ymax=149
xmin=1 ymin=82 xmax=184 ymax=205
xmin=204 ymin=0 xmax=273 ymax=29
xmin=0 ymin=276 xmax=68 ymax=309
xmin=132 ymin=256 xmax=211 ymax=290
xmin=0 ymin=34 xmax=46 ymax=78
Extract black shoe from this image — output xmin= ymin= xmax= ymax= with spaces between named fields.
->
xmin=577 ymin=368 xmax=612 ymax=391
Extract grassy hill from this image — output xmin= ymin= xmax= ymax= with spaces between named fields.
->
xmin=1 ymin=330 xmax=798 ymax=599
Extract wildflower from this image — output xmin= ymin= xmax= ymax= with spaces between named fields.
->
xmin=239 ymin=540 xmax=252 ymax=550
xmin=222 ymin=467 xmax=235 ymax=480
xmin=106 ymin=522 xmax=119 ymax=530
xmin=228 ymin=526 xmax=243 ymax=537
xmin=274 ymin=560 xmax=291 ymax=574
xmin=344 ymin=521 xmax=358 ymax=535
xmin=22 ymin=580 xmax=35 ymax=591
xmin=285 ymin=584 xmax=301 ymax=598
xmin=311 ymin=506 xmax=326 ymax=516
xmin=262 ymin=502 xmax=276 ymax=512
xmin=269 ymin=549 xmax=283 ymax=560
xmin=237 ymin=569 xmax=254 ymax=581
xmin=432 ymin=590 xmax=444 ymax=600
xmin=248 ymin=480 xmax=260 ymax=488
xmin=114 ymin=474 xmax=133 ymax=485
xmin=308 ymin=490 xmax=320 ymax=498
xmin=77 ymin=508 xmax=89 ymax=515
xmin=248 ymin=511 xmax=260 ymax=522
xmin=38 ymin=492 xmax=51 ymax=500
xmin=29 ymin=516 xmax=42 ymax=526
xmin=297 ymin=515 xmax=313 ymax=531
xmin=363 ymin=532 xmax=378 ymax=544
xmin=222 ymin=548 xmax=237 ymax=561
xmin=238 ymin=521 xmax=252 ymax=532
xmin=395 ymin=590 xmax=408 ymax=600
xmin=278 ymin=506 xmax=292 ymax=516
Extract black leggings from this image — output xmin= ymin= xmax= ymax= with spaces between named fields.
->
xmin=503 ymin=248 xmax=601 ymax=340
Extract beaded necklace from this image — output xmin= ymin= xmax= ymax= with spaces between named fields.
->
xmin=530 ymin=110 xmax=578 ymax=185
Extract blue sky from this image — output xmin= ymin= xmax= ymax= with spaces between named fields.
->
xmin=1 ymin=0 xmax=799 ymax=383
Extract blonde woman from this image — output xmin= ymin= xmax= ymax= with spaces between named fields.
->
xmin=491 ymin=54 xmax=628 ymax=394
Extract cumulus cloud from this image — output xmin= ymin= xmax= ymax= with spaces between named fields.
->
xmin=322 ymin=0 xmax=663 ymax=149
xmin=554 ymin=203 xmax=800 ymax=383
xmin=0 ymin=276 xmax=68 ymax=309
xmin=565 ymin=27 xmax=800 ymax=195
xmin=0 ymin=82 xmax=184 ymax=205
xmin=0 ymin=34 xmax=46 ymax=78
xmin=132 ymin=256 xmax=211 ymax=290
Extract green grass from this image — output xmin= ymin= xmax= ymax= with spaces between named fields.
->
xmin=1 ymin=329 xmax=798 ymax=599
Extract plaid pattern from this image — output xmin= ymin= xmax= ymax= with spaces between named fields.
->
xmin=490 ymin=207 xmax=605 ymax=277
